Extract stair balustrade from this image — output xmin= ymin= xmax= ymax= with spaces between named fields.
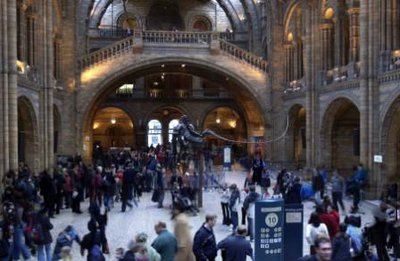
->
xmin=79 ymin=31 xmax=268 ymax=73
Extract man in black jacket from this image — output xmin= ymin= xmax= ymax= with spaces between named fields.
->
xmin=193 ymin=214 xmax=218 ymax=261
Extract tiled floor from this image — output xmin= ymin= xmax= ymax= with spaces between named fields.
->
xmin=48 ymin=169 xmax=377 ymax=260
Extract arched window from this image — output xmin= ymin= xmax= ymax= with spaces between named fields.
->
xmin=148 ymin=119 xmax=162 ymax=147
xmin=168 ymin=119 xmax=179 ymax=142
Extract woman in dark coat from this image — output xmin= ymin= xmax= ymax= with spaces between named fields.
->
xmin=36 ymin=208 xmax=54 ymax=261
xmin=331 ymin=223 xmax=352 ymax=261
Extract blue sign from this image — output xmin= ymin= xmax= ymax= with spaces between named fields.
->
xmin=284 ymin=204 xmax=304 ymax=260
xmin=255 ymin=199 xmax=284 ymax=261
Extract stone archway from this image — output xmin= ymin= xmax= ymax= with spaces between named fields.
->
xmin=286 ymin=104 xmax=306 ymax=168
xmin=320 ymin=98 xmax=360 ymax=176
xmin=17 ymin=97 xmax=38 ymax=173
xmin=202 ymin=106 xmax=247 ymax=164
xmin=91 ymin=107 xmax=135 ymax=163
xmin=79 ymin=58 xmax=268 ymax=162
xmin=381 ymin=95 xmax=400 ymax=185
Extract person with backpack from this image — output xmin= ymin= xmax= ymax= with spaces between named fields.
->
xmin=193 ymin=214 xmax=218 ymax=261
xmin=80 ymin=219 xmax=107 ymax=261
xmin=331 ymin=223 xmax=352 ymax=261
xmin=35 ymin=208 xmax=54 ymax=261
xmin=52 ymin=225 xmax=80 ymax=261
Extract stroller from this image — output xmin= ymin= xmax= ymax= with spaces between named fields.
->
xmin=171 ymin=186 xmax=198 ymax=215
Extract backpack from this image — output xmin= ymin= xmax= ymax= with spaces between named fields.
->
xmin=31 ymin=222 xmax=45 ymax=244
xmin=261 ymin=172 xmax=271 ymax=188
xmin=89 ymin=244 xmax=105 ymax=261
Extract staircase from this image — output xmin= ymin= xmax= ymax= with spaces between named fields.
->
xmin=79 ymin=30 xmax=268 ymax=73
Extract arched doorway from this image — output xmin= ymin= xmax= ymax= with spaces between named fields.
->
xmin=381 ymin=96 xmax=400 ymax=185
xmin=79 ymin=60 xmax=267 ymax=163
xmin=320 ymin=98 xmax=360 ymax=176
xmin=202 ymin=106 xmax=246 ymax=164
xmin=92 ymin=107 xmax=135 ymax=162
xmin=192 ymin=16 xmax=212 ymax=31
xmin=287 ymin=105 xmax=306 ymax=167
xmin=18 ymin=97 xmax=38 ymax=173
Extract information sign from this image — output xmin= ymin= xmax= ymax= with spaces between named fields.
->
xmin=284 ymin=204 xmax=304 ymax=260
xmin=255 ymin=199 xmax=284 ymax=261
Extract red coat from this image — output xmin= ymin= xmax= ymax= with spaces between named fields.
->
xmin=318 ymin=212 xmax=339 ymax=239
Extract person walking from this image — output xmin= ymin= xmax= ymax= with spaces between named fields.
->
xmin=173 ymin=206 xmax=195 ymax=261
xmin=305 ymin=212 xmax=329 ymax=254
xmin=193 ymin=214 xmax=218 ymax=261
xmin=331 ymin=223 xmax=352 ymax=261
xmin=217 ymin=225 xmax=253 ymax=261
xmin=297 ymin=237 xmax=332 ymax=261
xmin=151 ymin=222 xmax=177 ymax=261
xmin=220 ymin=184 xmax=231 ymax=226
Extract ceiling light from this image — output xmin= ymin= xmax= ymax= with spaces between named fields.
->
xmin=181 ymin=64 xmax=186 ymax=68
xmin=111 ymin=118 xmax=116 ymax=124
xmin=216 ymin=118 xmax=221 ymax=124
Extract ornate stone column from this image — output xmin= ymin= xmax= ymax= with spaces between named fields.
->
xmin=303 ymin=0 xmax=320 ymax=168
xmin=8 ymin=0 xmax=18 ymax=171
xmin=284 ymin=43 xmax=294 ymax=83
xmin=320 ymin=23 xmax=334 ymax=71
xmin=348 ymin=7 xmax=360 ymax=62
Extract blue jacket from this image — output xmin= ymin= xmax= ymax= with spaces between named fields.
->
xmin=217 ymin=235 xmax=253 ymax=261
xmin=151 ymin=230 xmax=177 ymax=261
xmin=193 ymin=225 xmax=217 ymax=261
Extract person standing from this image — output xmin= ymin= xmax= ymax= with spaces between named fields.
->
xmin=36 ymin=208 xmax=54 ymax=261
xmin=151 ymin=222 xmax=177 ymax=261
xmin=220 ymin=184 xmax=231 ymax=226
xmin=251 ymin=154 xmax=263 ymax=185
xmin=331 ymin=170 xmax=346 ymax=214
xmin=229 ymin=184 xmax=240 ymax=232
xmin=193 ymin=215 xmax=218 ymax=261
xmin=217 ymin=225 xmax=253 ymax=261
xmin=242 ymin=186 xmax=259 ymax=241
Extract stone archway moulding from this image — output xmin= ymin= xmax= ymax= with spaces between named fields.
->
xmin=78 ymin=56 xmax=268 ymax=158
xmin=318 ymin=96 xmax=360 ymax=168
xmin=79 ymin=55 xmax=269 ymax=132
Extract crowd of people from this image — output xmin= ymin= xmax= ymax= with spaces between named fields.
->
xmin=0 ymin=146 xmax=399 ymax=261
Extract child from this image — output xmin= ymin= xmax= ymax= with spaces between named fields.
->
xmin=53 ymin=226 xmax=80 ymax=260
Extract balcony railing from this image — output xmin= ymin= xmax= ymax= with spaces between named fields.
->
xmin=79 ymin=30 xmax=268 ymax=73
xmin=219 ymin=39 xmax=268 ymax=72
xmin=142 ymin=30 xmax=211 ymax=45
xmin=79 ymin=36 xmax=135 ymax=69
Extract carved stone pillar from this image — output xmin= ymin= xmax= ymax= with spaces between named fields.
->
xmin=284 ymin=43 xmax=294 ymax=83
xmin=320 ymin=23 xmax=334 ymax=70
xmin=348 ymin=8 xmax=360 ymax=62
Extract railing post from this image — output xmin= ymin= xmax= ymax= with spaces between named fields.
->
xmin=132 ymin=30 xmax=143 ymax=54
xmin=210 ymin=32 xmax=220 ymax=55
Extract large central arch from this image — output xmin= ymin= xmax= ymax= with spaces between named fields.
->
xmin=78 ymin=56 xmax=269 ymax=161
